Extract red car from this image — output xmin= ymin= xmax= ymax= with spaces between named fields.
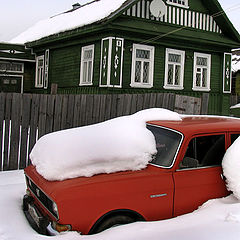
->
xmin=23 ymin=116 xmax=240 ymax=235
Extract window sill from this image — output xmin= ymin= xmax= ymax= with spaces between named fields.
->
xmin=130 ymin=83 xmax=153 ymax=88
xmin=79 ymin=83 xmax=93 ymax=86
xmin=163 ymin=85 xmax=184 ymax=90
xmin=99 ymin=84 xmax=122 ymax=88
xmin=192 ymin=87 xmax=210 ymax=92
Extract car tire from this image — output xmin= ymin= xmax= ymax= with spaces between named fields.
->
xmin=93 ymin=215 xmax=135 ymax=233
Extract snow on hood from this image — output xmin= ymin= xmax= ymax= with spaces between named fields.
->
xmin=222 ymin=136 xmax=240 ymax=199
xmin=30 ymin=108 xmax=181 ymax=181
xmin=10 ymin=0 xmax=127 ymax=44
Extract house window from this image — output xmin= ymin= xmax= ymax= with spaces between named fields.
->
xmin=35 ymin=55 xmax=44 ymax=88
xmin=80 ymin=45 xmax=94 ymax=86
xmin=131 ymin=44 xmax=155 ymax=88
xmin=166 ymin=0 xmax=189 ymax=8
xmin=0 ymin=61 xmax=24 ymax=73
xmin=193 ymin=52 xmax=211 ymax=91
xmin=164 ymin=48 xmax=185 ymax=90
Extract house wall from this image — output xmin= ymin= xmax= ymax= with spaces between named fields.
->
xmin=29 ymin=0 xmax=239 ymax=115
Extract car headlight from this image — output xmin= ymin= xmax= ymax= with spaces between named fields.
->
xmin=52 ymin=202 xmax=59 ymax=216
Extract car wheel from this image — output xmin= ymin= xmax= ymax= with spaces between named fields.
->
xmin=93 ymin=215 xmax=135 ymax=234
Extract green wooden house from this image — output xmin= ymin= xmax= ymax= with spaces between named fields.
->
xmin=0 ymin=43 xmax=35 ymax=93
xmin=11 ymin=0 xmax=240 ymax=115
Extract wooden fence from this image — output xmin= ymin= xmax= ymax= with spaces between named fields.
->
xmin=0 ymin=92 xmax=207 ymax=171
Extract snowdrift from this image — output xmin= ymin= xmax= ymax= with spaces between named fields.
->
xmin=30 ymin=108 xmax=181 ymax=181
xmin=223 ymin=136 xmax=240 ymax=199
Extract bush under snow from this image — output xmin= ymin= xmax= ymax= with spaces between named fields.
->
xmin=30 ymin=108 xmax=181 ymax=181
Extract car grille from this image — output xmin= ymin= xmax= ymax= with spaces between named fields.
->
xmin=25 ymin=176 xmax=59 ymax=219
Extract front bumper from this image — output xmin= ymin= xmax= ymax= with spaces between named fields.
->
xmin=23 ymin=194 xmax=49 ymax=235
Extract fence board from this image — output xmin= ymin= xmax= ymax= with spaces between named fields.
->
xmin=29 ymin=94 xmax=40 ymax=159
xmin=38 ymin=94 xmax=48 ymax=138
xmin=66 ymin=95 xmax=75 ymax=129
xmin=85 ymin=95 xmax=94 ymax=125
xmin=9 ymin=94 xmax=21 ymax=170
xmin=3 ymin=93 xmax=12 ymax=170
xmin=53 ymin=95 xmax=63 ymax=131
xmin=98 ymin=95 xmax=106 ymax=123
xmin=72 ymin=95 xmax=81 ymax=127
xmin=92 ymin=95 xmax=101 ymax=124
xmin=130 ymin=94 xmax=138 ymax=114
xmin=122 ymin=94 xmax=132 ymax=116
xmin=19 ymin=94 xmax=31 ymax=169
xmin=79 ymin=95 xmax=87 ymax=126
xmin=0 ymin=93 xmax=5 ymax=170
xmin=45 ymin=95 xmax=55 ymax=134
xmin=104 ymin=95 xmax=112 ymax=121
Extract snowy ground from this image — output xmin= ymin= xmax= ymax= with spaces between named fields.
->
xmin=1 ymin=170 xmax=240 ymax=240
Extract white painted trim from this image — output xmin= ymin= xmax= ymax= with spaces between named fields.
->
xmin=99 ymin=37 xmax=124 ymax=88
xmin=223 ymin=52 xmax=232 ymax=94
xmin=164 ymin=48 xmax=185 ymax=90
xmin=117 ymin=38 xmax=124 ymax=89
xmin=0 ymin=57 xmax=35 ymax=62
xmin=166 ymin=0 xmax=189 ymax=9
xmin=0 ymin=74 xmax=24 ymax=93
xmin=44 ymin=49 xmax=49 ymax=89
xmin=35 ymin=55 xmax=44 ymax=88
xmin=0 ymin=61 xmax=24 ymax=73
xmin=130 ymin=43 xmax=155 ymax=89
xmin=79 ymin=44 xmax=94 ymax=86
xmin=192 ymin=52 xmax=211 ymax=92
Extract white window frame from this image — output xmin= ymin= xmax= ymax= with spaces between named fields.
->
xmin=164 ymin=48 xmax=185 ymax=90
xmin=130 ymin=44 xmax=155 ymax=88
xmin=0 ymin=61 xmax=24 ymax=73
xmin=79 ymin=44 xmax=94 ymax=86
xmin=166 ymin=0 xmax=189 ymax=8
xmin=192 ymin=52 xmax=211 ymax=92
xmin=35 ymin=55 xmax=44 ymax=88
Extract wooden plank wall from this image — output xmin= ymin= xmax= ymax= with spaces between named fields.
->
xmin=0 ymin=92 xmax=205 ymax=171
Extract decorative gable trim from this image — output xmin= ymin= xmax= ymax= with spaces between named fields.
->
xmin=123 ymin=0 xmax=222 ymax=34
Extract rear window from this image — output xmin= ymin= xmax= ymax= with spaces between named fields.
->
xmin=147 ymin=124 xmax=183 ymax=168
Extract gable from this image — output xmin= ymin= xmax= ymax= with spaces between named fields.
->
xmin=122 ymin=0 xmax=222 ymax=34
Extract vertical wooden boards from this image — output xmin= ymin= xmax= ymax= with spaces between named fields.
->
xmin=3 ymin=93 xmax=12 ymax=170
xmin=0 ymin=92 xmax=206 ymax=171
xmin=29 ymin=94 xmax=40 ymax=158
xmin=19 ymin=94 xmax=31 ymax=169
xmin=9 ymin=94 xmax=21 ymax=170
xmin=0 ymin=93 xmax=5 ymax=170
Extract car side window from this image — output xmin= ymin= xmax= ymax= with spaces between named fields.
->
xmin=231 ymin=134 xmax=240 ymax=145
xmin=179 ymin=134 xmax=225 ymax=169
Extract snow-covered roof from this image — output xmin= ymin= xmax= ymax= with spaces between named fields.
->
xmin=10 ymin=0 xmax=128 ymax=44
xmin=232 ymin=49 xmax=240 ymax=72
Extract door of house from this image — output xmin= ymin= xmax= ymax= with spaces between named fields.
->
xmin=0 ymin=75 xmax=22 ymax=93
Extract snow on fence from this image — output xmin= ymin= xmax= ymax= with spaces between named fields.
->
xmin=0 ymin=92 xmax=206 ymax=171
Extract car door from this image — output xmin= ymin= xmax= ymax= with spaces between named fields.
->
xmin=173 ymin=133 xmax=229 ymax=217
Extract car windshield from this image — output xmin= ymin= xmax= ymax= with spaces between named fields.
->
xmin=147 ymin=124 xmax=183 ymax=168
